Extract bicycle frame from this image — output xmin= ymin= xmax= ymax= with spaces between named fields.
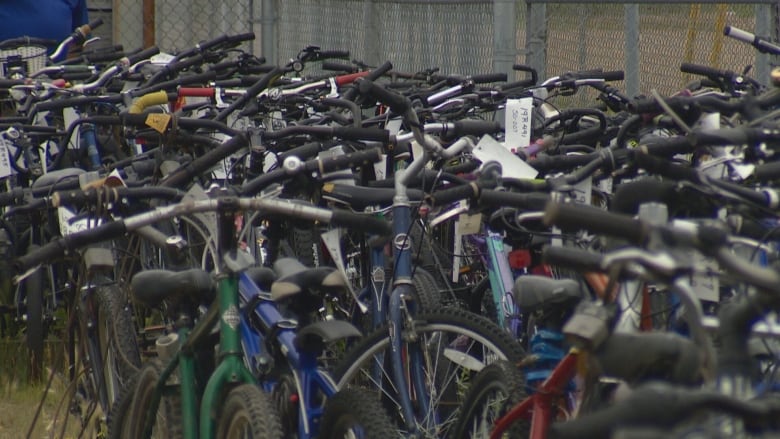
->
xmin=237 ymin=272 xmax=341 ymax=438
xmin=490 ymin=349 xmax=579 ymax=439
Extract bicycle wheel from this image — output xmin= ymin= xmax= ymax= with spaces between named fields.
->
xmin=95 ymin=284 xmax=142 ymax=406
xmin=319 ymin=388 xmax=398 ymax=439
xmin=106 ymin=367 xmax=138 ymax=439
xmin=20 ymin=244 xmax=44 ymax=381
xmin=215 ymin=383 xmax=283 ymax=439
xmin=124 ymin=359 xmax=182 ymax=439
xmin=334 ymin=306 xmax=526 ymax=438
xmin=450 ymin=359 xmax=530 ymax=438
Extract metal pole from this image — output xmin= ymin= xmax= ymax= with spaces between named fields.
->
xmin=625 ymin=4 xmax=640 ymax=97
xmin=526 ymin=0 xmax=547 ymax=80
xmin=363 ymin=0 xmax=381 ymax=66
xmin=261 ymin=0 xmax=277 ymax=64
xmin=494 ymin=0 xmax=517 ymax=79
xmin=756 ymin=3 xmax=774 ymax=87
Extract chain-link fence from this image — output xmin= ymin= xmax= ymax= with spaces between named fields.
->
xmin=90 ymin=0 xmax=777 ymax=98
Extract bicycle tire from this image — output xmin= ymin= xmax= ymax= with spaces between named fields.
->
xmin=21 ymin=244 xmax=44 ymax=381
xmin=319 ymin=388 xmax=398 ymax=439
xmin=333 ymin=306 xmax=526 ymax=438
xmin=95 ymin=284 xmax=142 ymax=405
xmin=450 ymin=359 xmax=530 ymax=438
xmin=106 ymin=367 xmax=138 ymax=439
xmin=412 ymin=266 xmax=443 ymax=314
xmin=215 ymin=383 xmax=283 ymax=439
xmin=124 ymin=359 xmax=183 ymax=439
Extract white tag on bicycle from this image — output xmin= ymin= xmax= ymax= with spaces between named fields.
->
xmin=374 ymin=153 xmax=387 ymax=180
xmin=58 ymin=207 xmax=100 ymax=236
xmin=150 ymin=52 xmax=176 ymax=65
xmin=473 ymin=135 xmax=538 ymax=180
xmin=458 ymin=212 xmax=482 ymax=235
xmin=597 ymin=176 xmax=613 ymax=194
xmin=689 ymin=250 xmax=719 ymax=302
xmin=504 ymin=97 xmax=533 ymax=152
xmin=0 ymin=138 xmax=13 ymax=178
xmin=571 ymin=177 xmax=592 ymax=205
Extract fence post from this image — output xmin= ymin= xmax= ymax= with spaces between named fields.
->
xmin=625 ymin=4 xmax=640 ymax=98
xmin=525 ymin=0 xmax=547 ymax=81
xmin=494 ymin=0 xmax=517 ymax=79
xmin=756 ymin=3 xmax=774 ymax=87
xmin=143 ymin=0 xmax=155 ymax=49
xmin=363 ymin=0 xmax=381 ymax=67
xmin=260 ymin=0 xmax=277 ymax=64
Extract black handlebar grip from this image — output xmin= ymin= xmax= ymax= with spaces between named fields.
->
xmin=541 ymin=245 xmax=605 ymax=273
xmin=753 ymin=160 xmax=780 ymax=182
xmin=569 ymin=70 xmax=624 ymax=81
xmin=225 ymin=32 xmax=256 ymax=44
xmin=443 ymin=159 xmax=479 ymax=175
xmin=332 ymin=127 xmax=390 ymax=143
xmin=452 ymin=120 xmax=502 ymax=137
xmin=543 ymin=201 xmax=646 ymax=245
xmin=309 ymin=148 xmax=383 ymax=174
xmin=599 ymin=70 xmax=625 ymax=82
xmin=680 ymin=62 xmax=726 ymax=80
xmin=125 ymin=46 xmax=160 ymax=65
xmin=0 ymin=79 xmax=25 ymax=88
xmin=15 ymin=220 xmax=127 ymax=271
xmin=278 ymin=141 xmax=326 ymax=163
xmin=365 ymin=61 xmax=393 ymax=82
xmin=0 ymin=188 xmax=25 ymax=207
xmin=427 ymin=183 xmax=481 ymax=207
xmin=356 ymin=78 xmax=410 ymax=114
xmin=87 ymin=18 xmax=104 ymax=30
xmin=640 ymin=136 xmax=695 ymax=157
xmin=331 ymin=209 xmax=391 ymax=236
xmin=470 ymin=72 xmax=507 ymax=84
xmin=118 ymin=113 xmax=147 ymax=126
xmin=318 ymin=49 xmax=350 ymax=59
xmin=479 ymin=190 xmax=550 ymax=211
xmin=633 ymin=148 xmax=701 ymax=183
xmin=84 ymin=49 xmax=125 ymax=63
xmin=322 ymin=61 xmax=358 ymax=73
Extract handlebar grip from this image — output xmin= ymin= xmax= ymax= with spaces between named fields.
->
xmin=330 ymin=209 xmax=391 ymax=236
xmin=0 ymin=79 xmax=25 ymax=89
xmin=124 ymin=46 xmax=160 ymax=65
xmin=332 ymin=127 xmax=389 ymax=142
xmin=86 ymin=18 xmax=104 ymax=31
xmin=640 ymin=136 xmax=695 ymax=157
xmin=680 ymin=62 xmax=727 ymax=80
xmin=308 ymin=148 xmax=383 ymax=174
xmin=318 ymin=49 xmax=350 ymax=59
xmin=278 ymin=141 xmax=327 ymax=162
xmin=322 ymin=61 xmax=358 ymax=73
xmin=451 ymin=120 xmax=502 ymax=137
xmin=365 ymin=61 xmax=393 ymax=82
xmin=599 ymin=70 xmax=625 ymax=82
xmin=427 ymin=183 xmax=481 ymax=206
xmin=543 ymin=201 xmax=646 ymax=244
xmin=356 ymin=78 xmax=410 ymax=113
xmin=160 ymin=134 xmax=249 ymax=188
xmin=541 ymin=245 xmax=605 ymax=273
xmin=177 ymin=87 xmax=215 ymax=98
xmin=14 ymin=220 xmax=127 ymax=271
xmin=513 ymin=64 xmax=538 ymax=85
xmin=633 ymin=148 xmax=701 ymax=183
xmin=470 ymin=72 xmax=507 ymax=84
xmin=0 ymin=188 xmax=25 ymax=207
xmin=753 ymin=160 xmax=780 ymax=182
xmin=479 ymin=190 xmax=550 ymax=211
xmin=225 ymin=32 xmax=255 ymax=44
xmin=528 ymin=152 xmax=598 ymax=172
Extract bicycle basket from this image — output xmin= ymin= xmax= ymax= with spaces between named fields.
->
xmin=0 ymin=45 xmax=47 ymax=78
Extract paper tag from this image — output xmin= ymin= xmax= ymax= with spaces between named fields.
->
xmin=374 ymin=154 xmax=387 ymax=180
xmin=689 ymin=251 xmax=719 ymax=302
xmin=458 ymin=212 xmax=482 ymax=235
xmin=145 ymin=113 xmax=171 ymax=134
xmin=504 ymin=97 xmax=533 ymax=151
xmin=0 ymin=139 xmax=12 ymax=178
xmin=58 ymin=207 xmax=100 ymax=236
xmin=473 ymin=135 xmax=538 ymax=180
xmin=571 ymin=177 xmax=592 ymax=205
xmin=597 ymin=176 xmax=613 ymax=194
xmin=150 ymin=52 xmax=176 ymax=65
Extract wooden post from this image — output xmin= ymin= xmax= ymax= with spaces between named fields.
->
xmin=143 ymin=0 xmax=155 ymax=48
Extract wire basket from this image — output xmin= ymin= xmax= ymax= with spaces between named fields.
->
xmin=0 ymin=45 xmax=47 ymax=78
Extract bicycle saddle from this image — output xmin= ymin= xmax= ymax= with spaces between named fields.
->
xmin=31 ymin=167 xmax=85 ymax=189
xmin=271 ymin=257 xmax=347 ymax=301
xmin=131 ymin=268 xmax=214 ymax=309
xmin=512 ymin=275 xmax=585 ymax=314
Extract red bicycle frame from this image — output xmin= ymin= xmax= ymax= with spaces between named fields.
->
xmin=490 ymin=350 xmax=580 ymax=439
